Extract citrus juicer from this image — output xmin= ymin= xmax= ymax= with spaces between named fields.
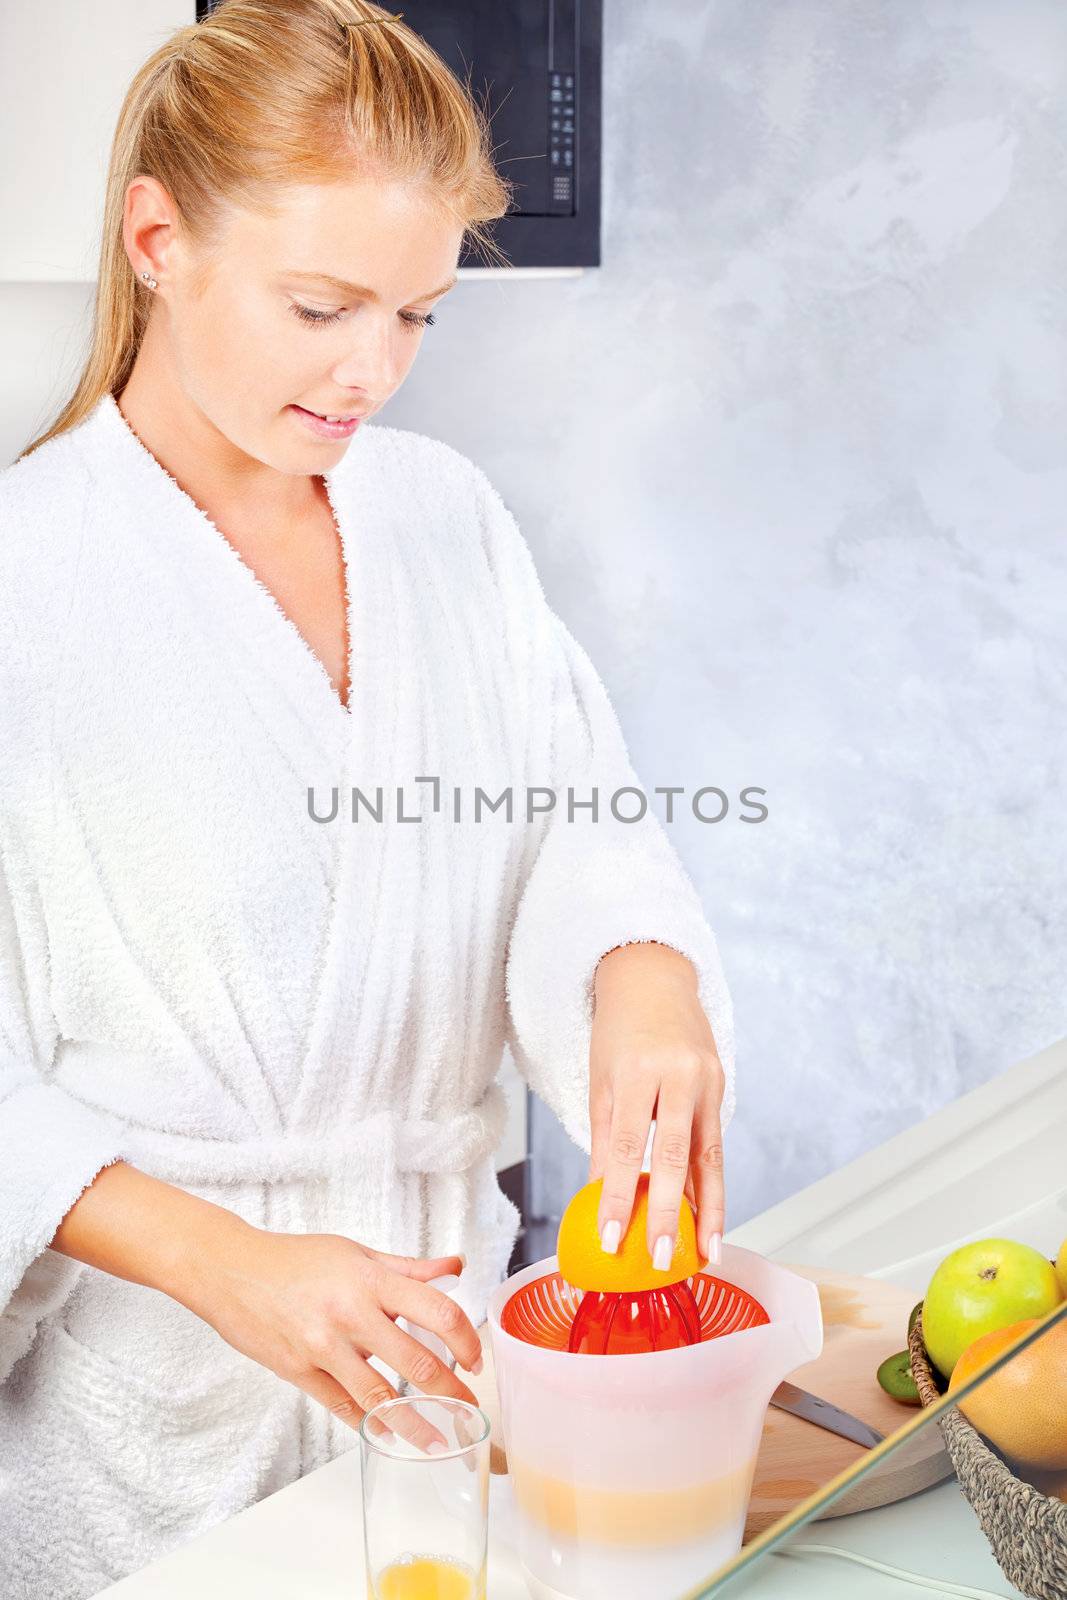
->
xmin=486 ymin=1243 xmax=823 ymax=1600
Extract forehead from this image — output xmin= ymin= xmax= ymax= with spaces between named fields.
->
xmin=230 ymin=177 xmax=464 ymax=280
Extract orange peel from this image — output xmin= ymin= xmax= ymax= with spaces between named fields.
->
xmin=557 ymin=1173 xmax=703 ymax=1293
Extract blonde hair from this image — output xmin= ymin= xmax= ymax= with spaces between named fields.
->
xmin=21 ymin=0 xmax=512 ymax=458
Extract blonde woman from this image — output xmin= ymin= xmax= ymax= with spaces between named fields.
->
xmin=0 ymin=2 xmax=735 ymax=1594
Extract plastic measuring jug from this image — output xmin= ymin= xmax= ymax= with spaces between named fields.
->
xmin=487 ymin=1243 xmax=823 ymax=1600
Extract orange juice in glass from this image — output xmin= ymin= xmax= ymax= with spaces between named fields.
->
xmin=371 ymin=1551 xmax=485 ymax=1598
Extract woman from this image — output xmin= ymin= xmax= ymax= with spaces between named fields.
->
xmin=0 ymin=2 xmax=735 ymax=1594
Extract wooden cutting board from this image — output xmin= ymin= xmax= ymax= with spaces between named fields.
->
xmin=468 ymin=1263 xmax=951 ymax=1534
xmin=744 ymin=1263 xmax=951 ymax=1535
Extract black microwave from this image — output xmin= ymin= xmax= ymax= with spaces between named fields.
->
xmin=196 ymin=1 xmax=602 ymax=268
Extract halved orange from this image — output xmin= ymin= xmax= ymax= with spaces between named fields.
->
xmin=556 ymin=1173 xmax=703 ymax=1292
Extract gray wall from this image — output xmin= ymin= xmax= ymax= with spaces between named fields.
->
xmin=384 ymin=0 xmax=1067 ymax=1228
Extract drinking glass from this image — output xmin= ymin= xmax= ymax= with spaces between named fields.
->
xmin=360 ymin=1394 xmax=490 ymax=1599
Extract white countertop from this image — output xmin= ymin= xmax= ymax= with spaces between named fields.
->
xmin=102 ymin=1035 xmax=1067 ymax=1599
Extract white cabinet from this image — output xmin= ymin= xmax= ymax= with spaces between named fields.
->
xmin=0 ymin=2 xmax=193 ymax=282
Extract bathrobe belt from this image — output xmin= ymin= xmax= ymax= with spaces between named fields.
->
xmin=52 ymin=1049 xmax=510 ymax=1256
xmin=110 ymin=1079 xmax=507 ymax=1184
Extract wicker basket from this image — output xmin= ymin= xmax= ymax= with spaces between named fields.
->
xmin=908 ymin=1313 xmax=1067 ymax=1600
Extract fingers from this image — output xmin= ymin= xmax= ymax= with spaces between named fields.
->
xmin=587 ymin=1072 xmax=614 ymax=1185
xmin=371 ymin=1313 xmax=481 ymax=1411
xmin=453 ymin=1405 xmax=482 ymax=1475
xmin=645 ymin=1076 xmax=699 ymax=1267
xmin=291 ymin=1361 xmax=406 ymax=1445
xmin=362 ymin=1248 xmax=466 ymax=1279
xmin=594 ymin=1070 xmax=658 ymax=1254
xmin=690 ymin=1072 xmax=726 ymax=1263
xmin=592 ymin=1055 xmax=724 ymax=1270
xmin=314 ymin=1339 xmax=452 ymax=1454
xmin=293 ymin=1321 xmax=478 ymax=1455
xmin=377 ymin=1272 xmax=484 ymax=1381
xmin=286 ymin=1250 xmax=483 ymax=1455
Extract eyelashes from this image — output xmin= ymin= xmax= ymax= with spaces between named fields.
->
xmin=289 ymin=302 xmax=436 ymax=330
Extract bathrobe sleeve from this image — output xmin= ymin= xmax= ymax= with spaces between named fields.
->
xmin=470 ymin=465 xmax=736 ymax=1158
xmin=0 ymin=579 xmax=126 ymax=1382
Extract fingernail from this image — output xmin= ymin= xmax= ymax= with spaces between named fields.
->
xmin=471 ymin=1354 xmax=484 ymax=1376
xmin=653 ymin=1234 xmax=673 ymax=1272
xmin=706 ymin=1231 xmax=722 ymax=1266
xmin=600 ymin=1218 xmax=621 ymax=1254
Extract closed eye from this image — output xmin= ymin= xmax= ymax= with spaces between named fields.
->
xmin=289 ymin=302 xmax=436 ymax=330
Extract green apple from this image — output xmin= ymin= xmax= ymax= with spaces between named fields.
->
xmin=1056 ymin=1237 xmax=1067 ymax=1297
xmin=923 ymin=1238 xmax=1064 ymax=1380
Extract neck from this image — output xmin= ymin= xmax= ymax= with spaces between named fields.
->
xmin=117 ymin=336 xmax=319 ymax=531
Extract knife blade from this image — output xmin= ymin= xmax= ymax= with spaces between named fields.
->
xmin=770 ymin=1380 xmax=884 ymax=1449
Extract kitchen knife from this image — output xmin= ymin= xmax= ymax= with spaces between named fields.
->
xmin=770 ymin=1380 xmax=885 ymax=1449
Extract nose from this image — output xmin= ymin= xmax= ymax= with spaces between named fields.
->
xmin=330 ymin=312 xmax=403 ymax=400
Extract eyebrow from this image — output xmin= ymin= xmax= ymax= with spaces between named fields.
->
xmin=280 ymin=270 xmax=459 ymax=302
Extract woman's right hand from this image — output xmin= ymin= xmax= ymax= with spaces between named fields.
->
xmin=178 ymin=1222 xmax=484 ymax=1449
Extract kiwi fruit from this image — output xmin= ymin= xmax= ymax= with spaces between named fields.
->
xmin=877 ymin=1349 xmax=921 ymax=1406
xmin=908 ymin=1301 xmax=923 ymax=1338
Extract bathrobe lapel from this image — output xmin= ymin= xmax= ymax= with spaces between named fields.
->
xmin=288 ymin=457 xmax=406 ymax=1132
xmin=81 ymin=394 xmax=402 ymax=1132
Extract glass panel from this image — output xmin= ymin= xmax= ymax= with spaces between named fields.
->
xmin=679 ymin=1300 xmax=1067 ymax=1599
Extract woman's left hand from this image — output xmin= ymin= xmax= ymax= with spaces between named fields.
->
xmin=587 ymin=941 xmax=725 ymax=1269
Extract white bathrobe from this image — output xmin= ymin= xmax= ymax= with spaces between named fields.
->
xmin=0 ymin=390 xmax=735 ymax=1598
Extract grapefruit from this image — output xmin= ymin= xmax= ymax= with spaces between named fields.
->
xmin=949 ymin=1316 xmax=1067 ymax=1472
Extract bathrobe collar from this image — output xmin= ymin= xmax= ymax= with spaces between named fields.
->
xmin=71 ymin=389 xmax=376 ymax=733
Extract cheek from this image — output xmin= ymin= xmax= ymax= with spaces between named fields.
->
xmin=176 ymin=290 xmax=270 ymax=397
xmin=245 ymin=313 xmax=333 ymax=405
xmin=393 ymin=332 xmax=425 ymax=384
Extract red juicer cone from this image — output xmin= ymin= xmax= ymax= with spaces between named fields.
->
xmin=500 ymin=1269 xmax=770 ymax=1354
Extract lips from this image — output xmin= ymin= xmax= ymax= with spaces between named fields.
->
xmin=289 ymin=404 xmax=365 ymax=440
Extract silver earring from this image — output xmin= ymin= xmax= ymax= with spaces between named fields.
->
xmin=140 ymin=270 xmax=158 ymax=290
